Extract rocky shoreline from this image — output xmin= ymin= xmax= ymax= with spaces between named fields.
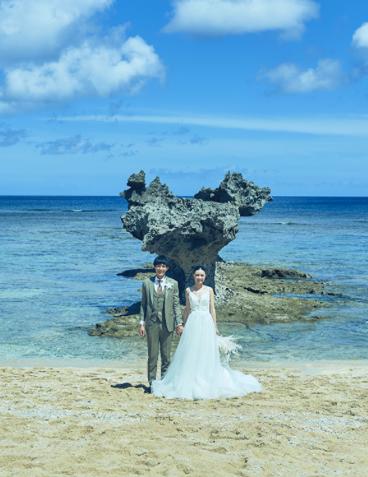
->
xmin=89 ymin=261 xmax=342 ymax=339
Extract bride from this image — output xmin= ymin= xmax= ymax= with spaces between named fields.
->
xmin=151 ymin=266 xmax=262 ymax=400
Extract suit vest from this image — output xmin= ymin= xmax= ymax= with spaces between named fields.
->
xmin=152 ymin=287 xmax=165 ymax=322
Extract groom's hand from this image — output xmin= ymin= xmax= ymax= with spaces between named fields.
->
xmin=139 ymin=324 xmax=146 ymax=337
xmin=176 ymin=324 xmax=184 ymax=336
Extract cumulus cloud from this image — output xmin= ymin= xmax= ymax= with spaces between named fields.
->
xmin=36 ymin=135 xmax=113 ymax=155
xmin=352 ymin=22 xmax=368 ymax=49
xmin=0 ymin=1 xmax=164 ymax=111
xmin=0 ymin=0 xmax=113 ymax=63
xmin=1 ymin=36 xmax=164 ymax=103
xmin=0 ymin=125 xmax=26 ymax=146
xmin=262 ymin=59 xmax=342 ymax=93
xmin=164 ymin=0 xmax=319 ymax=37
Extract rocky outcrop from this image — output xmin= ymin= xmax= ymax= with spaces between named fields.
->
xmin=121 ymin=172 xmax=176 ymax=209
xmin=120 ymin=170 xmax=270 ymax=292
xmin=194 ymin=172 xmax=272 ymax=216
xmin=88 ymin=261 xmax=336 ymax=338
xmin=120 ymin=170 xmax=146 ymax=207
xmin=121 ymin=171 xmax=240 ymax=291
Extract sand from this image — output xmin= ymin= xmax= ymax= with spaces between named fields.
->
xmin=0 ymin=360 xmax=367 ymax=477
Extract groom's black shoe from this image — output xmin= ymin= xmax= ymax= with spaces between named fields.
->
xmin=145 ymin=385 xmax=152 ymax=394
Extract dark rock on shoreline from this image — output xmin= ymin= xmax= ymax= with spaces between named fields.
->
xmin=89 ymin=261 xmax=334 ymax=338
xmin=117 ymin=268 xmax=153 ymax=278
xmin=260 ymin=268 xmax=312 ymax=279
xmin=215 ymin=262 xmax=327 ymax=325
xmin=90 ymin=304 xmax=139 ymax=339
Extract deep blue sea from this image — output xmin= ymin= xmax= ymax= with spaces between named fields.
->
xmin=0 ymin=196 xmax=367 ymax=362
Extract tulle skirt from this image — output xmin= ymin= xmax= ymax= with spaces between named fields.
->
xmin=151 ymin=309 xmax=262 ymax=400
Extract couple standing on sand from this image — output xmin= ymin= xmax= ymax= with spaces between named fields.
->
xmin=139 ymin=255 xmax=262 ymax=400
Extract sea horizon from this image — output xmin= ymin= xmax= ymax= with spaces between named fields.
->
xmin=1 ymin=194 xmax=367 ymax=198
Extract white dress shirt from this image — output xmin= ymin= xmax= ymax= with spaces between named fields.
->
xmin=154 ymin=275 xmax=167 ymax=292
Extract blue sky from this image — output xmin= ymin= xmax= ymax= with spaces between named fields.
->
xmin=0 ymin=0 xmax=368 ymax=196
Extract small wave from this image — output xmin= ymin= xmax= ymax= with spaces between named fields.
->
xmin=23 ymin=208 xmax=51 ymax=212
xmin=273 ymin=221 xmax=316 ymax=226
xmin=69 ymin=208 xmax=118 ymax=213
xmin=244 ymin=220 xmax=308 ymax=226
xmin=0 ymin=207 xmax=120 ymax=214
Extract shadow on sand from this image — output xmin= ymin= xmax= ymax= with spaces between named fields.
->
xmin=111 ymin=382 xmax=151 ymax=393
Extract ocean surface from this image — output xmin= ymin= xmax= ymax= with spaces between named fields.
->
xmin=0 ymin=196 xmax=367 ymax=363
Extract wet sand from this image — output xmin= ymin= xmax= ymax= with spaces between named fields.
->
xmin=0 ymin=360 xmax=367 ymax=477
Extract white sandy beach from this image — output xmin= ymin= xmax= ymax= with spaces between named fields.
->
xmin=0 ymin=360 xmax=367 ymax=477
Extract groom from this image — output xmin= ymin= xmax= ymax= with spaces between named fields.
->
xmin=139 ymin=255 xmax=183 ymax=387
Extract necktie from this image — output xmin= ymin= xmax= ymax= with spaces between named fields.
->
xmin=157 ymin=279 xmax=163 ymax=294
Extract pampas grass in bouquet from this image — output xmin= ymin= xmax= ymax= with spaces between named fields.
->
xmin=217 ymin=334 xmax=241 ymax=364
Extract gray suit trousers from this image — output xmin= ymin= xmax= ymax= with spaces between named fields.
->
xmin=146 ymin=320 xmax=173 ymax=385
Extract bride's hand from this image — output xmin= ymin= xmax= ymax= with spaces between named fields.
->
xmin=138 ymin=324 xmax=145 ymax=337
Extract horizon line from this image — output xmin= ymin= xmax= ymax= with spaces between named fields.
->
xmin=1 ymin=194 xmax=367 ymax=199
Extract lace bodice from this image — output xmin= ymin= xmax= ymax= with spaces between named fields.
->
xmin=189 ymin=286 xmax=211 ymax=312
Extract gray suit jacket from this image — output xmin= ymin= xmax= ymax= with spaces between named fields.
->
xmin=139 ymin=276 xmax=183 ymax=332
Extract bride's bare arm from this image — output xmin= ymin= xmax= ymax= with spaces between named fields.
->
xmin=209 ymin=287 xmax=219 ymax=333
xmin=183 ymin=287 xmax=191 ymax=324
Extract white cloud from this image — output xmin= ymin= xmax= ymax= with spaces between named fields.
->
xmin=352 ymin=22 xmax=368 ymax=49
xmin=164 ymin=0 xmax=319 ymax=37
xmin=262 ymin=59 xmax=342 ymax=93
xmin=0 ymin=0 xmax=113 ymax=62
xmin=55 ymin=112 xmax=368 ymax=137
xmin=1 ymin=36 xmax=164 ymax=103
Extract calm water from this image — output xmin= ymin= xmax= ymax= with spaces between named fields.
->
xmin=0 ymin=196 xmax=367 ymax=362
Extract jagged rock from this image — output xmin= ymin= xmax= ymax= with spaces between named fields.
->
xmin=120 ymin=171 xmax=270 ymax=291
xmin=119 ymin=170 xmax=146 ymax=207
xmin=121 ymin=172 xmax=240 ymax=291
xmin=194 ymin=171 xmax=272 ymax=216
xmin=121 ymin=170 xmax=176 ymax=209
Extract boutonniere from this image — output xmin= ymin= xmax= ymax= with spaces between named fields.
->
xmin=165 ymin=283 xmax=173 ymax=290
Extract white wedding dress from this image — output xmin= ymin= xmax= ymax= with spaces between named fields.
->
xmin=151 ymin=286 xmax=262 ymax=400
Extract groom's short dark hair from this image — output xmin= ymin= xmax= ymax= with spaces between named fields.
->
xmin=153 ymin=255 xmax=170 ymax=267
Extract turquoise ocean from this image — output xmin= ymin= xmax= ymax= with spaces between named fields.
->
xmin=0 ymin=196 xmax=367 ymax=363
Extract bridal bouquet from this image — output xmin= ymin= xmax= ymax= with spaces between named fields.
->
xmin=217 ymin=334 xmax=241 ymax=364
